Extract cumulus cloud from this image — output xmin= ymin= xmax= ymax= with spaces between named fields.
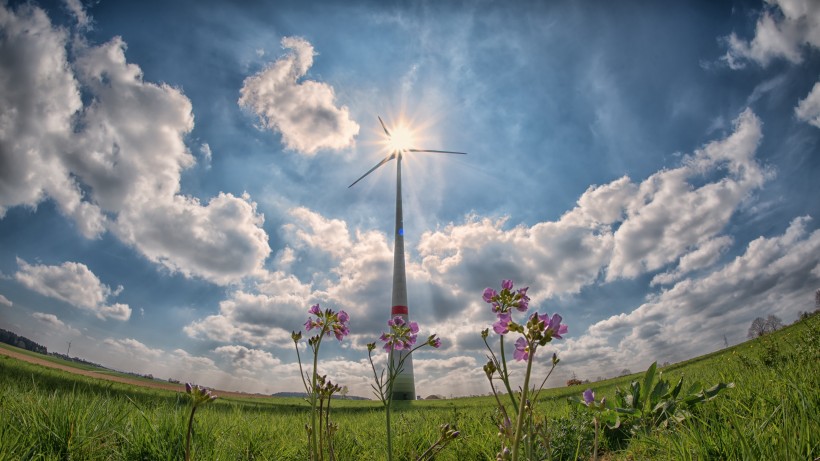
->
xmin=651 ymin=235 xmax=734 ymax=286
xmin=32 ymin=312 xmax=80 ymax=336
xmin=114 ymin=193 xmax=270 ymax=285
xmin=213 ymin=345 xmax=281 ymax=372
xmin=722 ymin=0 xmax=820 ymax=128
xmin=239 ymin=36 xmax=359 ymax=155
xmin=63 ymin=0 xmax=90 ymax=29
xmin=722 ymin=0 xmax=820 ymax=69
xmin=416 ymin=109 xmax=768 ymax=296
xmin=15 ymin=259 xmax=131 ymax=321
xmin=0 ymin=3 xmax=271 ymax=285
xmin=184 ymin=271 xmax=312 ymax=347
xmin=103 ymin=337 xmax=165 ymax=359
xmin=564 ymin=216 xmax=820 ymax=377
xmin=795 ymin=81 xmax=820 ymax=128
xmin=0 ymin=3 xmax=104 ymax=237
xmin=0 ymin=294 xmax=11 ymax=307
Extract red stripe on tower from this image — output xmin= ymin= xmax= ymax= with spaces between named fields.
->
xmin=391 ymin=305 xmax=408 ymax=315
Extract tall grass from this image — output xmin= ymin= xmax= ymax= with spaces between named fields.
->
xmin=1 ymin=314 xmax=817 ymax=460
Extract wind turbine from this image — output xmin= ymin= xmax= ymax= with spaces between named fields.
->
xmin=349 ymin=116 xmax=466 ymax=400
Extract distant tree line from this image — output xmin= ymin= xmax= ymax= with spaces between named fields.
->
xmin=0 ymin=328 xmax=47 ymax=354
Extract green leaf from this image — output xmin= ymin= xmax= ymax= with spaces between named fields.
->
xmin=701 ymin=382 xmax=734 ymax=401
xmin=630 ymin=381 xmax=641 ymax=410
xmin=669 ymin=376 xmax=684 ymax=399
xmin=649 ymin=378 xmax=669 ymax=408
xmin=640 ymin=362 xmax=657 ymax=410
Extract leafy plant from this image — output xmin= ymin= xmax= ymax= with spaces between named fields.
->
xmin=611 ymin=361 xmax=734 ymax=435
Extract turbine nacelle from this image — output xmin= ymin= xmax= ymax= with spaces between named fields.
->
xmin=348 ymin=116 xmax=467 ymax=188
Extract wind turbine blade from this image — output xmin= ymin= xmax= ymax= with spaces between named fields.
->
xmin=407 ymin=149 xmax=468 ymax=155
xmin=348 ymin=155 xmax=395 ymax=188
xmin=377 ymin=116 xmax=391 ymax=136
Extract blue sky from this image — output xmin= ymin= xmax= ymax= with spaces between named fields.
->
xmin=1 ymin=0 xmax=819 ymax=397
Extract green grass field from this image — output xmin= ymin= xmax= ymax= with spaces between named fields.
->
xmin=1 ymin=314 xmax=818 ymax=460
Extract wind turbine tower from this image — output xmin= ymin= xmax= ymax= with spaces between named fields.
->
xmin=349 ymin=116 xmax=466 ymax=400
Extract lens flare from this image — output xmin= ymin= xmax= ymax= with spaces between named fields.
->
xmin=386 ymin=125 xmax=416 ymax=152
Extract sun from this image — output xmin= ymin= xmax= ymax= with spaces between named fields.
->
xmin=386 ymin=124 xmax=416 ymax=152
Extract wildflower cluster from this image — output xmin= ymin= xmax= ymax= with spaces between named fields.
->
xmin=480 ymin=279 xmax=567 ymax=461
xmin=379 ymin=316 xmax=420 ymax=351
xmin=367 ymin=316 xmax=446 ymax=461
xmin=293 ymin=303 xmax=350 ymax=461
xmin=304 ymin=304 xmax=350 ymax=341
xmin=292 ymin=302 xmax=457 ymax=461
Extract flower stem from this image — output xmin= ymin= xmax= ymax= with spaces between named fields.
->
xmin=499 ymin=336 xmax=519 ymax=413
xmin=593 ymin=417 xmax=599 ymax=461
xmin=185 ymin=406 xmax=197 ymax=461
xmin=310 ymin=334 xmax=325 ymax=461
xmin=510 ymin=343 xmax=534 ymax=461
xmin=385 ymin=348 xmax=394 ymax=461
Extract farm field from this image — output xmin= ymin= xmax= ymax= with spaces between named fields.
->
xmin=1 ymin=314 xmax=818 ymax=460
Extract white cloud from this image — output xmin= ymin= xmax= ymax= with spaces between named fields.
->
xmin=795 ymin=80 xmax=820 ymax=128
xmin=723 ymin=0 xmax=820 ymax=68
xmin=0 ymin=294 xmax=11 ymax=307
xmin=113 ymin=193 xmax=271 ymax=285
xmin=199 ymin=143 xmax=213 ymax=169
xmin=213 ymin=345 xmax=281 ymax=372
xmin=563 ymin=216 xmax=820 ymax=378
xmin=0 ymin=4 xmax=104 ymax=238
xmin=15 ymin=259 xmax=131 ymax=321
xmin=608 ymin=109 xmax=767 ymax=279
xmin=184 ymin=270 xmax=312 ymax=347
xmin=0 ymin=3 xmax=271 ymax=285
xmin=721 ymin=0 xmax=820 ymax=128
xmin=651 ymin=235 xmax=734 ymax=286
xmin=62 ymin=0 xmax=89 ymax=28
xmin=103 ymin=337 xmax=164 ymax=359
xmin=238 ymin=36 xmax=360 ymax=155
xmin=283 ymin=207 xmax=354 ymax=259
xmin=414 ymin=109 xmax=768 ymax=297
xmin=32 ymin=312 xmax=80 ymax=336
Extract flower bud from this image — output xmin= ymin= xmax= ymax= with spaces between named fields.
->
xmin=292 ymin=331 xmax=302 ymax=342
xmin=483 ymin=360 xmax=497 ymax=378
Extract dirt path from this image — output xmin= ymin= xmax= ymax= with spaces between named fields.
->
xmin=0 ymin=347 xmax=267 ymax=399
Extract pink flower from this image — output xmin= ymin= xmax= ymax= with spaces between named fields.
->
xmin=493 ymin=312 xmax=512 ymax=335
xmin=379 ymin=317 xmax=427 ymax=351
xmin=483 ymin=288 xmax=497 ymax=303
xmin=501 ymin=279 xmax=514 ymax=291
xmin=388 ymin=316 xmax=405 ymax=328
xmin=303 ymin=304 xmax=350 ymax=341
xmin=513 ymin=337 xmax=529 ymax=361
xmin=545 ymin=313 xmax=568 ymax=339
xmin=515 ymin=287 xmax=530 ymax=312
